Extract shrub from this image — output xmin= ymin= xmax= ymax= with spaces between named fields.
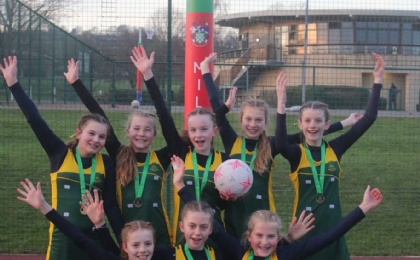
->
xmin=260 ymin=85 xmax=371 ymax=110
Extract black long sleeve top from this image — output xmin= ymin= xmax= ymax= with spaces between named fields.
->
xmin=201 ymin=72 xmax=344 ymax=156
xmin=276 ymin=83 xmax=382 ymax=171
xmin=71 ymin=79 xmax=172 ymax=168
xmin=9 ymin=81 xmax=122 ymax=239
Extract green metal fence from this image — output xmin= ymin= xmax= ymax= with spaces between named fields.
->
xmin=1 ymin=0 xmax=420 ymax=256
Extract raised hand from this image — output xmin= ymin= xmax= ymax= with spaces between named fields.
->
xmin=17 ymin=178 xmax=52 ymax=215
xmin=200 ymin=52 xmax=217 ymax=74
xmin=80 ymin=189 xmax=105 ymax=228
xmin=340 ymin=113 xmax=363 ymax=128
xmin=171 ymin=155 xmax=186 ymax=190
xmin=358 ymin=185 xmax=383 ymax=214
xmin=63 ymin=58 xmax=80 ymax=85
xmin=286 ymin=210 xmax=315 ymax=243
xmin=372 ymin=52 xmax=385 ymax=84
xmin=130 ymin=45 xmax=155 ymax=80
xmin=0 ymin=56 xmax=18 ymax=87
xmin=225 ymin=87 xmax=237 ymax=111
xmin=276 ymin=71 xmax=288 ymax=114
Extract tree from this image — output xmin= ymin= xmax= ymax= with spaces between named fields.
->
xmin=0 ymin=0 xmax=75 ymax=55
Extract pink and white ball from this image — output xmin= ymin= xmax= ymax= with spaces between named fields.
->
xmin=214 ymin=159 xmax=253 ymax=200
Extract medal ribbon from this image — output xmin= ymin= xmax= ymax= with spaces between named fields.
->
xmin=304 ymin=141 xmax=326 ymax=198
xmin=247 ymin=250 xmax=270 ymax=260
xmin=241 ymin=137 xmax=258 ymax=170
xmin=75 ymin=146 xmax=97 ymax=199
xmin=134 ymin=151 xmax=150 ymax=201
xmin=184 ymin=243 xmax=211 ymax=260
xmin=192 ymin=149 xmax=212 ymax=201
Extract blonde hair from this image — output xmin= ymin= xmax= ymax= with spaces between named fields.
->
xmin=242 ymin=210 xmax=283 ymax=246
xmin=298 ymin=101 xmax=330 ymax=143
xmin=116 ymin=110 xmax=157 ymax=186
xmin=121 ymin=220 xmax=155 ymax=260
xmin=180 ymin=108 xmax=217 ymax=147
xmin=240 ymin=99 xmax=272 ymax=174
xmin=66 ymin=113 xmax=110 ymax=148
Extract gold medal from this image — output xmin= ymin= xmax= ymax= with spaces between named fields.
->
xmin=80 ymin=207 xmax=87 ymax=215
xmin=133 ymin=198 xmax=142 ymax=208
xmin=316 ymin=194 xmax=325 ymax=204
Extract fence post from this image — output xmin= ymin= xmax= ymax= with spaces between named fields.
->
xmin=111 ymin=61 xmax=116 ymax=108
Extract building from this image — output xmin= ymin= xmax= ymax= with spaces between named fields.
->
xmin=215 ymin=9 xmax=420 ymax=112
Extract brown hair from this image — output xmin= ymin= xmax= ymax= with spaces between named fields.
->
xmin=121 ymin=220 xmax=155 ymax=260
xmin=240 ymin=99 xmax=272 ymax=174
xmin=180 ymin=108 xmax=217 ymax=147
xmin=116 ymin=110 xmax=157 ymax=186
xmin=66 ymin=113 xmax=110 ymax=148
xmin=241 ymin=210 xmax=283 ymax=246
xmin=180 ymin=200 xmax=215 ymax=224
xmin=178 ymin=201 xmax=215 ymax=244
xmin=298 ymin=101 xmax=330 ymax=143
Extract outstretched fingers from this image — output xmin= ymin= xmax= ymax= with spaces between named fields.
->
xmin=204 ymin=52 xmax=217 ymax=64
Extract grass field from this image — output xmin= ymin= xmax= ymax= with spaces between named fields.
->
xmin=0 ymin=104 xmax=419 ymax=256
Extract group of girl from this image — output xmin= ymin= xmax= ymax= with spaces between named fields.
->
xmin=0 ymin=47 xmax=385 ymax=260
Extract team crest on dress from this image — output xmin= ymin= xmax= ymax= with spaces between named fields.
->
xmin=150 ymin=164 xmax=159 ymax=172
xmin=328 ymin=163 xmax=337 ymax=172
xmin=190 ymin=16 xmax=210 ymax=47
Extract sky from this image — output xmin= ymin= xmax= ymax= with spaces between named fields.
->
xmin=56 ymin=0 xmax=420 ymax=32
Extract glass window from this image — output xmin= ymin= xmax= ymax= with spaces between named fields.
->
xmin=329 ymin=29 xmax=340 ymax=44
xmin=341 ymin=22 xmax=353 ymax=44
xmin=308 ymin=23 xmax=317 ymax=45
xmin=317 ymin=23 xmax=328 ymax=45
xmin=356 ymin=22 xmax=367 ymax=44
xmin=402 ymin=23 xmax=412 ymax=45
xmin=413 ymin=31 xmax=420 ymax=45
xmin=329 ymin=22 xmax=341 ymax=29
xmin=389 ymin=31 xmax=399 ymax=45
xmin=367 ymin=22 xmax=378 ymax=44
xmin=378 ymin=29 xmax=388 ymax=44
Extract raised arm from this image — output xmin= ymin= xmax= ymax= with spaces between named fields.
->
xmin=200 ymin=53 xmax=223 ymax=109
xmin=0 ymin=56 xmax=66 ymax=158
xmin=81 ymin=188 xmax=121 ymax=252
xmin=64 ymin=58 xmax=121 ymax=161
xmin=274 ymin=72 xmax=302 ymax=170
xmin=102 ymin=158 xmax=124 ymax=243
xmin=283 ymin=111 xmax=361 ymax=145
xmin=130 ymin=46 xmax=187 ymax=156
xmin=330 ymin=53 xmax=384 ymax=158
xmin=17 ymin=179 xmax=120 ymax=258
xmin=200 ymin=53 xmax=238 ymax=154
xmin=284 ymin=185 xmax=383 ymax=258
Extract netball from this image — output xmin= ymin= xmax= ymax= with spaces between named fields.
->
xmin=214 ymin=159 xmax=253 ymax=200
xmin=131 ymin=99 xmax=140 ymax=108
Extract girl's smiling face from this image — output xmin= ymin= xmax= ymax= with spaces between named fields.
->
xmin=179 ymin=211 xmax=213 ymax=251
xmin=298 ymin=108 xmax=330 ymax=146
xmin=122 ymin=229 xmax=155 ymax=260
xmin=246 ymin=221 xmax=280 ymax=257
xmin=76 ymin=121 xmax=108 ymax=157
xmin=187 ymin=114 xmax=217 ymax=155
xmin=126 ymin=115 xmax=156 ymax=153
xmin=240 ymin=106 xmax=266 ymax=140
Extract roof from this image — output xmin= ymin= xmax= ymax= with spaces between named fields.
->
xmin=215 ymin=9 xmax=420 ymax=27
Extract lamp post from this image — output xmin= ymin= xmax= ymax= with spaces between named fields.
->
xmin=301 ymin=0 xmax=309 ymax=104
